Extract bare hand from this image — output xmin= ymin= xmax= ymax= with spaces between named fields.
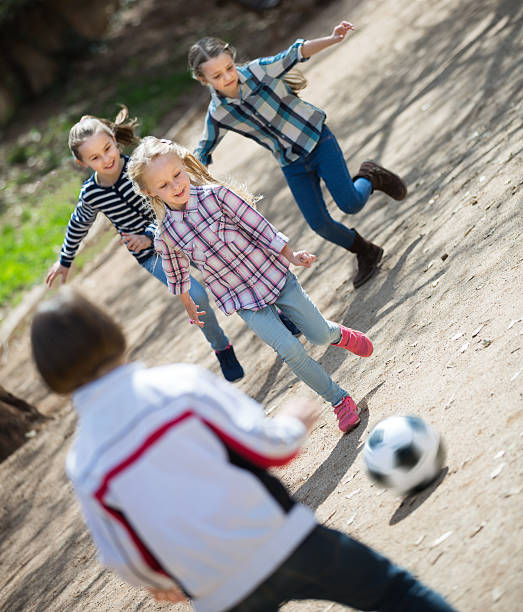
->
xmin=279 ymin=399 xmax=320 ymax=431
xmin=147 ymin=585 xmax=187 ymax=603
xmin=120 ymin=232 xmax=152 ymax=252
xmin=332 ymin=21 xmax=355 ymax=41
xmin=292 ymin=250 xmax=316 ymax=268
xmin=46 ymin=261 xmax=69 ymax=287
xmin=187 ymin=303 xmax=207 ymax=328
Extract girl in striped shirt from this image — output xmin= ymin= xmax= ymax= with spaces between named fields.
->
xmin=189 ymin=21 xmax=407 ymax=289
xmin=128 ymin=136 xmax=374 ymax=433
xmin=45 ymin=107 xmax=244 ymax=382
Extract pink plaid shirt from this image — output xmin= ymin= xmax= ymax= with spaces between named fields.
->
xmin=154 ymin=185 xmax=289 ymax=314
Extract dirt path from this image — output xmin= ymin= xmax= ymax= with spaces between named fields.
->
xmin=1 ymin=0 xmax=522 ymax=610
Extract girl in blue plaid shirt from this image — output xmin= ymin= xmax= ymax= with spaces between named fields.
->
xmin=129 ymin=136 xmax=376 ymax=433
xmin=189 ymin=21 xmax=407 ymax=289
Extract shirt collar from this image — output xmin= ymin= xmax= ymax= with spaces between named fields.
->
xmin=161 ymin=185 xmax=199 ymax=224
xmin=92 ymin=155 xmax=128 ymax=188
xmin=210 ymin=68 xmax=247 ymax=105
xmin=72 ymin=362 xmax=144 ymax=416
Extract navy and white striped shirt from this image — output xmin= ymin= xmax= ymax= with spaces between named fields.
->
xmin=59 ymin=156 xmax=156 ymax=267
xmin=194 ymin=39 xmax=326 ymax=168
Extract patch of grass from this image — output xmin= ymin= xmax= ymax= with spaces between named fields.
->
xmin=0 ymin=174 xmax=79 ymax=305
xmin=7 ymin=144 xmax=30 ymax=165
xmin=101 ymin=67 xmax=196 ymax=135
xmin=0 ymin=65 xmax=195 ymax=309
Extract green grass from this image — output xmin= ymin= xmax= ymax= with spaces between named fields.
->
xmin=101 ymin=68 xmax=196 ymax=135
xmin=0 ymin=174 xmax=79 ymax=305
xmin=0 ymin=65 xmax=196 ymax=309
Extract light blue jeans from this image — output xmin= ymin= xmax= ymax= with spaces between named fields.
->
xmin=238 ymin=272 xmax=347 ymax=405
xmin=140 ymin=254 xmax=230 ymax=351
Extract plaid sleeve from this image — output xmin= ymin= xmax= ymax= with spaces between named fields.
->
xmin=59 ymin=188 xmax=98 ymax=267
xmin=253 ymin=39 xmax=308 ymax=79
xmin=217 ymin=186 xmax=288 ymax=255
xmin=154 ymin=235 xmax=191 ymax=295
xmin=194 ymin=111 xmax=225 ymax=167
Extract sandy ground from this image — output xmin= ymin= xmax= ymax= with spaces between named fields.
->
xmin=1 ymin=0 xmax=522 ymax=610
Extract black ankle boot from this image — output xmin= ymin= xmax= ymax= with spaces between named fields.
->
xmin=215 ymin=345 xmax=245 ymax=382
xmin=348 ymin=229 xmax=384 ymax=288
xmin=354 ymin=160 xmax=407 ymax=201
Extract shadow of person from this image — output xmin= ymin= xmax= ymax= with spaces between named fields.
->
xmin=293 ymin=382 xmax=385 ymax=510
xmin=254 ymin=355 xmax=285 ymax=404
xmin=388 ymin=466 xmax=449 ymax=526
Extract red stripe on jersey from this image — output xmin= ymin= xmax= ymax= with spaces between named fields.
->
xmin=203 ymin=419 xmax=299 ymax=468
xmin=94 ymin=410 xmax=193 ymax=575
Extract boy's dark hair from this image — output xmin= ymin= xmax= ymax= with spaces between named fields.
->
xmin=31 ymin=288 xmax=126 ymax=394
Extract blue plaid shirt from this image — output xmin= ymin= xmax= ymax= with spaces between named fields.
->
xmin=194 ymin=39 xmax=326 ymax=167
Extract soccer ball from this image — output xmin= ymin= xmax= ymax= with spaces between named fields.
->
xmin=363 ymin=416 xmax=446 ymax=495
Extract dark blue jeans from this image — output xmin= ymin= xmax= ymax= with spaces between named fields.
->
xmin=230 ymin=525 xmax=457 ymax=611
xmin=282 ymin=125 xmax=373 ymax=250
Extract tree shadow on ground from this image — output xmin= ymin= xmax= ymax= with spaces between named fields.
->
xmin=253 ymin=356 xmax=286 ymax=404
xmin=308 ymin=236 xmax=424 ymax=387
xmin=293 ymin=382 xmax=384 ymax=509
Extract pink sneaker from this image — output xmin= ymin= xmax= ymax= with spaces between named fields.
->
xmin=331 ymin=324 xmax=373 ymax=357
xmin=333 ymin=396 xmax=361 ymax=433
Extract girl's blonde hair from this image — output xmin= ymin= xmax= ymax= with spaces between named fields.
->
xmin=188 ymin=37 xmax=307 ymax=95
xmin=127 ymin=136 xmax=258 ymax=223
xmin=68 ymin=105 xmax=139 ymax=161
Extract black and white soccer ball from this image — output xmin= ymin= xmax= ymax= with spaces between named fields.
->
xmin=363 ymin=416 xmax=446 ymax=495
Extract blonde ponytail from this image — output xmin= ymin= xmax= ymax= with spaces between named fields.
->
xmin=283 ymin=67 xmax=307 ymax=95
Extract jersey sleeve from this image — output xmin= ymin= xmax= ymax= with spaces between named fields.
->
xmin=59 ymin=188 xmax=98 ymax=267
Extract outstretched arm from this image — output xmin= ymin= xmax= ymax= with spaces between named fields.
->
xmin=301 ymin=21 xmax=355 ymax=58
xmin=46 ymin=261 xmax=70 ymax=287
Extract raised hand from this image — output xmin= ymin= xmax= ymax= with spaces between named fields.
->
xmin=332 ymin=21 xmax=355 ymax=42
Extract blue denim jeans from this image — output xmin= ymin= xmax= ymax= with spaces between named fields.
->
xmin=282 ymin=125 xmax=373 ymax=250
xmin=238 ymin=272 xmax=347 ymax=405
xmin=231 ymin=525 xmax=457 ymax=612
xmin=140 ymin=254 xmax=229 ymax=351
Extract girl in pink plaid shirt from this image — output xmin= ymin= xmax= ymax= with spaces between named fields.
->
xmin=129 ymin=137 xmax=373 ymax=432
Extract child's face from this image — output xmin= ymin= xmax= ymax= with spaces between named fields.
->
xmin=199 ymin=52 xmax=239 ymax=98
xmin=143 ymin=153 xmax=191 ymax=211
xmin=77 ymin=131 xmax=121 ymax=176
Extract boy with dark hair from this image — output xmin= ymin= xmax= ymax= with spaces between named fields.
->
xmin=30 ymin=288 xmax=457 ymax=612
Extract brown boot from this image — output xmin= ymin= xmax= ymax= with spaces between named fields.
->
xmin=354 ymin=160 xmax=407 ymax=201
xmin=348 ymin=229 xmax=384 ymax=288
